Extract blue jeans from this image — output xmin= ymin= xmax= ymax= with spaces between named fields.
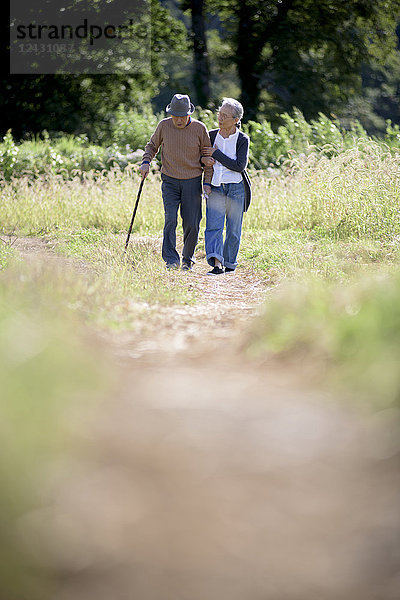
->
xmin=161 ymin=174 xmax=202 ymax=266
xmin=205 ymin=181 xmax=245 ymax=269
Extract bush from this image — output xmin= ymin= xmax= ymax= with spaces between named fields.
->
xmin=0 ymin=130 xmax=19 ymax=180
xmin=243 ymin=108 xmax=373 ymax=169
xmin=195 ymin=107 xmax=218 ymax=131
xmin=0 ymin=131 xmax=144 ymax=179
xmin=384 ymin=120 xmax=400 ymax=149
xmin=1 ymin=110 xmax=399 ymax=180
xmin=110 ymin=104 xmax=161 ymax=151
xmin=243 ymin=119 xmax=286 ymax=169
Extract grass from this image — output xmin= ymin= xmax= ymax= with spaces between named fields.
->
xmin=240 ymin=229 xmax=400 ymax=284
xmin=246 ymin=142 xmax=400 ymax=239
xmin=0 ymin=260 xmax=114 ymax=599
xmin=1 ymin=138 xmax=400 ymax=322
xmin=0 ymin=168 xmax=196 ymax=308
xmin=55 ymin=230 xmax=197 ymax=308
xmin=0 ymin=167 xmax=164 ymax=236
xmin=2 ymin=140 xmax=400 ymax=243
xmin=0 ymin=240 xmax=17 ymax=269
xmin=246 ymin=269 xmax=400 ymax=408
xmin=1 ymin=138 xmax=400 ymax=405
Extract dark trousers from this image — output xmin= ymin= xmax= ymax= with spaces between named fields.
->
xmin=161 ymin=174 xmax=202 ymax=266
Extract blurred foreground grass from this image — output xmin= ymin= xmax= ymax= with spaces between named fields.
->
xmin=0 ymin=260 xmax=115 ymax=599
xmin=247 ymin=271 xmax=400 ymax=408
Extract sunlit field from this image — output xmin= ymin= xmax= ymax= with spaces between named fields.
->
xmin=1 ymin=140 xmax=400 ymax=399
xmin=2 ymin=140 xmax=400 ymax=287
xmin=2 ymin=140 xmax=400 ymax=242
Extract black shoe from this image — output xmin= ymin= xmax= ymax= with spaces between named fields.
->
xmin=181 ymin=257 xmax=193 ymax=271
xmin=166 ymin=263 xmax=179 ymax=270
xmin=207 ymin=266 xmax=224 ymax=275
xmin=224 ymin=267 xmax=235 ymax=273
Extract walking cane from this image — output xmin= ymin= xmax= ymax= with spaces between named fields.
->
xmin=124 ymin=177 xmax=145 ymax=252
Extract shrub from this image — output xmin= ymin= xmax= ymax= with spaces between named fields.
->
xmin=384 ymin=120 xmax=400 ymax=149
xmin=195 ymin=107 xmax=218 ymax=131
xmin=243 ymin=119 xmax=286 ymax=169
xmin=110 ymin=104 xmax=161 ymax=151
xmin=243 ymin=109 xmax=373 ymax=169
xmin=0 ymin=131 xmax=142 ymax=179
xmin=1 ymin=110 xmax=399 ymax=180
xmin=0 ymin=130 xmax=19 ymax=180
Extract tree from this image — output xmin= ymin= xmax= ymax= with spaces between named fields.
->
xmin=2 ymin=0 xmax=188 ymax=139
xmin=339 ymin=23 xmax=400 ymax=134
xmin=188 ymin=0 xmax=210 ymax=106
xmin=207 ymin=0 xmax=400 ymax=122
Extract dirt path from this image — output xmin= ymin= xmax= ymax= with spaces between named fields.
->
xmin=11 ymin=236 xmax=400 ymax=600
xmin=109 ymin=253 xmax=269 ymax=360
xmin=13 ymin=235 xmax=269 ymax=359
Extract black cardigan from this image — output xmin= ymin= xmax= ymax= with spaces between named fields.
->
xmin=209 ymin=128 xmax=252 ymax=211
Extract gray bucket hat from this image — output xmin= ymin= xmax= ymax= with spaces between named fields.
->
xmin=166 ymin=94 xmax=195 ymax=116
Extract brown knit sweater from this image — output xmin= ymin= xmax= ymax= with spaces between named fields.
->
xmin=142 ymin=118 xmax=213 ymax=184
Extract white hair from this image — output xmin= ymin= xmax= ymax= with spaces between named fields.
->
xmin=219 ymin=97 xmax=244 ymax=121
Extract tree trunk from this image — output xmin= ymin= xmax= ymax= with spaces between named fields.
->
xmin=190 ymin=0 xmax=210 ymax=107
xmin=236 ymin=0 xmax=296 ymax=121
xmin=236 ymin=4 xmax=263 ymax=120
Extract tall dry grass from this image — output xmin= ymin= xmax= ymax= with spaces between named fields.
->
xmin=1 ymin=141 xmax=399 ymax=241
xmin=247 ymin=141 xmax=400 ymax=239
xmin=0 ymin=167 xmax=164 ymax=236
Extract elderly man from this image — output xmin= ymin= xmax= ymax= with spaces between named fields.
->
xmin=140 ymin=94 xmax=212 ymax=271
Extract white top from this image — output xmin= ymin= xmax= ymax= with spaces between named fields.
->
xmin=211 ymin=129 xmax=243 ymax=186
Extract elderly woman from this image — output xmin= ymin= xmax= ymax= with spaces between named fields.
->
xmin=202 ymin=98 xmax=251 ymax=275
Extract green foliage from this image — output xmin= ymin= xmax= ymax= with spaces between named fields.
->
xmin=207 ymin=0 xmax=400 ymax=122
xmin=1 ymin=0 xmax=189 ymax=140
xmin=110 ymin=104 xmax=162 ymax=151
xmin=351 ymin=50 xmax=400 ymax=135
xmin=0 ymin=130 xmax=19 ymax=180
xmin=384 ymin=120 xmax=400 ymax=148
xmin=1 ymin=109 xmax=399 ymax=180
xmin=243 ymin=109 xmax=374 ymax=168
xmin=243 ymin=119 xmax=285 ymax=169
xmin=4 ymin=133 xmax=104 ymax=177
xmin=277 ymin=109 xmax=314 ymax=153
xmin=195 ymin=108 xmax=218 ymax=131
xmin=17 ymin=131 xmax=65 ymax=175
xmin=0 ymin=131 xmax=146 ymax=179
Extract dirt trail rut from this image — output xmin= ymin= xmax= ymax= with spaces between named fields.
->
xmin=12 ymin=236 xmax=400 ymax=600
